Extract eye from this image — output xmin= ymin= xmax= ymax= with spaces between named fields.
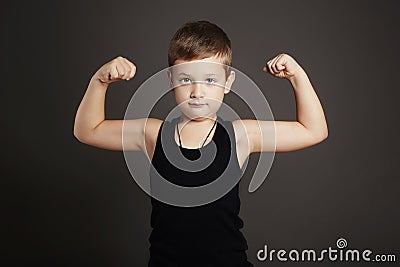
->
xmin=205 ymin=78 xmax=216 ymax=84
xmin=180 ymin=78 xmax=191 ymax=84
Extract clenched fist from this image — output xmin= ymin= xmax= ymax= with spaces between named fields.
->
xmin=262 ymin=53 xmax=303 ymax=79
xmin=95 ymin=56 xmax=136 ymax=84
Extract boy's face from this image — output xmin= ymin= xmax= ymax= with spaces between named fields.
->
xmin=168 ymin=55 xmax=235 ymax=121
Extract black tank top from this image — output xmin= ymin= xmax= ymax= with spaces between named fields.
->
xmin=148 ymin=116 xmax=253 ymax=267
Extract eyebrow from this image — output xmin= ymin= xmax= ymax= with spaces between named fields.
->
xmin=176 ymin=72 xmax=218 ymax=77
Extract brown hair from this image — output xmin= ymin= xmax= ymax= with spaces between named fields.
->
xmin=168 ymin=20 xmax=232 ymax=67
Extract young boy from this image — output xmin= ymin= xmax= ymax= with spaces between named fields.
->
xmin=74 ymin=21 xmax=328 ymax=266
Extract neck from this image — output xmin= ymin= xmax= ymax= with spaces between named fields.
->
xmin=176 ymin=113 xmax=218 ymax=149
xmin=179 ymin=113 xmax=217 ymax=126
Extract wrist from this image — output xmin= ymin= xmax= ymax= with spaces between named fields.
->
xmin=288 ymin=68 xmax=307 ymax=83
xmin=90 ymin=73 xmax=109 ymax=90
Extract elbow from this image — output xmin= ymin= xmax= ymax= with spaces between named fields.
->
xmin=73 ymin=120 xmax=101 ymax=145
xmin=73 ymin=118 xmax=97 ymax=144
xmin=322 ymin=125 xmax=329 ymax=140
xmin=315 ymin=129 xmax=329 ymax=143
xmin=304 ymin=123 xmax=328 ymax=144
xmin=73 ymin=128 xmax=85 ymax=143
xmin=73 ymin=118 xmax=84 ymax=143
xmin=324 ymin=130 xmax=329 ymax=140
xmin=308 ymin=127 xmax=328 ymax=145
xmin=316 ymin=123 xmax=329 ymax=141
xmin=73 ymin=126 xmax=91 ymax=144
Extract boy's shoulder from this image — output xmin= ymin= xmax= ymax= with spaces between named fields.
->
xmin=143 ymin=118 xmax=164 ymax=161
xmin=145 ymin=117 xmax=164 ymax=133
xmin=231 ymin=119 xmax=249 ymax=142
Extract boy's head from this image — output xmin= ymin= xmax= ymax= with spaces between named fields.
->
xmin=168 ymin=20 xmax=232 ymax=67
xmin=167 ymin=21 xmax=236 ymax=121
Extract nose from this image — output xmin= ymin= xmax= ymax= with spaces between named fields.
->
xmin=190 ymin=82 xmax=204 ymax=98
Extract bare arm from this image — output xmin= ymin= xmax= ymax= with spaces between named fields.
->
xmin=234 ymin=53 xmax=328 ymax=153
xmin=73 ymin=56 xmax=148 ymax=151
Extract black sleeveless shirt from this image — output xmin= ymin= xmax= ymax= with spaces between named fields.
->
xmin=148 ymin=116 xmax=253 ymax=267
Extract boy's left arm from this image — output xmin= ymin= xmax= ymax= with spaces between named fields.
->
xmin=234 ymin=53 xmax=328 ymax=153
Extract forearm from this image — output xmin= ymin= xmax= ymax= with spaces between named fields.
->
xmin=73 ymin=74 xmax=108 ymax=140
xmin=289 ymin=70 xmax=328 ymax=140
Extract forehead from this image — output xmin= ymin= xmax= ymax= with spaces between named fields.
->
xmin=171 ymin=56 xmax=227 ymax=77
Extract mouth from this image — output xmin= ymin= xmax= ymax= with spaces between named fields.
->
xmin=188 ymin=102 xmax=206 ymax=107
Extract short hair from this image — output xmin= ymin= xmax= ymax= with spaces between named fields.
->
xmin=168 ymin=20 xmax=232 ymax=67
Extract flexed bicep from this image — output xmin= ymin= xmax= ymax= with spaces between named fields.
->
xmin=238 ymin=120 xmax=324 ymax=153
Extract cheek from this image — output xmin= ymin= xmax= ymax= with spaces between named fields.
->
xmin=207 ymin=92 xmax=224 ymax=107
xmin=174 ymin=91 xmax=188 ymax=104
xmin=208 ymin=90 xmax=225 ymax=101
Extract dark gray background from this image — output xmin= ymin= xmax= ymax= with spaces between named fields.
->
xmin=2 ymin=0 xmax=399 ymax=266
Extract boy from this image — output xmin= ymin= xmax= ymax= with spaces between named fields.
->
xmin=74 ymin=21 xmax=328 ymax=266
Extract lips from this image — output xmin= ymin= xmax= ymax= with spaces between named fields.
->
xmin=188 ymin=102 xmax=206 ymax=106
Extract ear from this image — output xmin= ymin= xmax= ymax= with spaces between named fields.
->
xmin=224 ymin=70 xmax=235 ymax=94
xmin=166 ymin=69 xmax=173 ymax=90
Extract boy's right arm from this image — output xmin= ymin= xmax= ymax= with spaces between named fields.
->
xmin=73 ymin=56 xmax=153 ymax=152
